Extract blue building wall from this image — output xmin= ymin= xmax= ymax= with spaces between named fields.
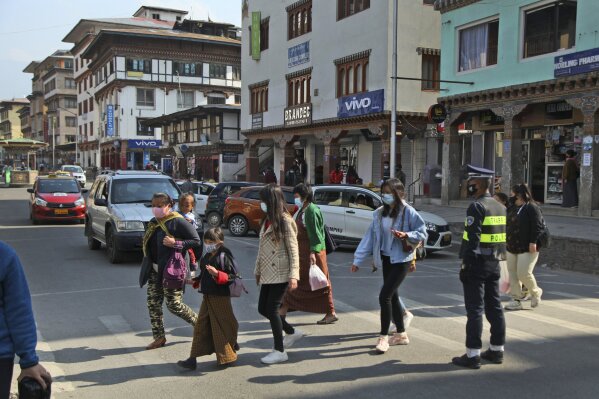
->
xmin=440 ymin=0 xmax=599 ymax=96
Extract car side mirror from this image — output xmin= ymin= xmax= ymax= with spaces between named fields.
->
xmin=27 ymin=188 xmax=34 ymax=193
xmin=81 ymin=188 xmax=89 ymax=193
xmin=95 ymin=198 xmax=107 ymax=207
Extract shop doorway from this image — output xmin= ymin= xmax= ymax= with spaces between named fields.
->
xmin=528 ymin=140 xmax=546 ymax=202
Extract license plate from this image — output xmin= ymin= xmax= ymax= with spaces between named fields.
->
xmin=54 ymin=209 xmax=69 ymax=215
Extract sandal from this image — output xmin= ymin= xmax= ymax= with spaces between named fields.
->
xmin=317 ymin=315 xmax=339 ymax=325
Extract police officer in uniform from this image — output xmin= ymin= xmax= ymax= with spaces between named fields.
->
xmin=452 ymin=165 xmax=506 ymax=369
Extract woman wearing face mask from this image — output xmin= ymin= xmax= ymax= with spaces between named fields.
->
xmin=178 ymin=227 xmax=239 ymax=370
xmin=279 ymin=183 xmax=337 ymax=327
xmin=504 ymin=184 xmax=544 ymax=311
xmin=254 ymin=184 xmax=300 ymax=364
xmin=142 ymin=193 xmax=201 ymax=350
xmin=351 ymin=178 xmax=427 ymax=354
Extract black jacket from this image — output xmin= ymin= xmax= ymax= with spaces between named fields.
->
xmin=197 ymin=246 xmax=236 ymax=296
xmin=506 ymin=202 xmax=544 ymax=254
xmin=147 ymin=216 xmax=201 ymax=286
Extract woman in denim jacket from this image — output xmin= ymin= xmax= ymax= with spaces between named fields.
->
xmin=351 ymin=178 xmax=427 ymax=354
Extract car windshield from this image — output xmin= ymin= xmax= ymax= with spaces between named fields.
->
xmin=38 ymin=179 xmax=80 ymax=194
xmin=111 ymin=178 xmax=180 ymax=204
xmin=62 ymin=166 xmax=83 ymax=173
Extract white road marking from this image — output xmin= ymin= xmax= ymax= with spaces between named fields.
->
xmin=227 ymin=237 xmax=259 ymax=248
xmin=548 ymin=291 xmax=599 ymax=305
xmin=31 ymin=285 xmax=138 ymax=297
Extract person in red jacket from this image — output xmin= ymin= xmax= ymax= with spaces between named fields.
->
xmin=329 ymin=164 xmax=344 ymax=184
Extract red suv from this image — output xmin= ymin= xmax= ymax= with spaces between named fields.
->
xmin=28 ymin=175 xmax=88 ymax=224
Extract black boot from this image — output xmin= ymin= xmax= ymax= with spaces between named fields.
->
xmin=177 ymin=357 xmax=197 ymax=370
xmin=481 ymin=349 xmax=504 ymax=364
xmin=452 ymin=353 xmax=481 ymax=369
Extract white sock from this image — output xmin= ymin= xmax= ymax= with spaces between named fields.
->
xmin=490 ymin=345 xmax=504 ymax=352
xmin=466 ymin=348 xmax=481 ymax=358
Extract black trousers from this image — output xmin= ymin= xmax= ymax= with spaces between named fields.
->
xmin=379 ymin=256 xmax=410 ymax=335
xmin=461 ymin=257 xmax=506 ymax=349
xmin=258 ymin=283 xmax=293 ymax=352
xmin=0 ymin=357 xmax=14 ymax=399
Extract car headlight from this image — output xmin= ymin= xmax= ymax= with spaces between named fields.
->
xmin=116 ymin=221 xmax=145 ymax=231
xmin=75 ymin=197 xmax=85 ymax=206
xmin=425 ymin=222 xmax=437 ymax=232
xmin=34 ymin=197 xmax=48 ymax=207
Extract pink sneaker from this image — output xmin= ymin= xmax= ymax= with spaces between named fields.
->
xmin=389 ymin=332 xmax=409 ymax=346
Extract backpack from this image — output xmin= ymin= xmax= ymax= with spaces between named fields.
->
xmin=219 ymin=252 xmax=248 ymax=298
xmin=527 ymin=203 xmax=551 ymax=249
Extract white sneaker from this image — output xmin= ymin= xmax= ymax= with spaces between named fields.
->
xmin=260 ymin=350 xmax=288 ymax=364
xmin=283 ymin=329 xmax=304 ymax=349
xmin=375 ymin=335 xmax=389 ymax=353
xmin=389 ymin=332 xmax=410 ymax=346
xmin=404 ymin=311 xmax=414 ymax=329
xmin=505 ymin=300 xmax=523 ymax=311
xmin=531 ymin=289 xmax=543 ymax=308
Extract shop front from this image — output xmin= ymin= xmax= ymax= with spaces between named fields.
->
xmin=126 ymin=139 xmax=162 ymax=170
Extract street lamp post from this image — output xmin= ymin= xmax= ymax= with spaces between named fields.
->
xmin=390 ymin=0 xmax=398 ymax=179
xmin=51 ymin=116 xmax=55 ymax=170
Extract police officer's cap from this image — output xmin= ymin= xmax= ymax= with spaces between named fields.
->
xmin=466 ymin=164 xmax=494 ymax=180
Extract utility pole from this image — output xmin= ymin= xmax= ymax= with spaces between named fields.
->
xmin=51 ymin=116 xmax=56 ymax=170
xmin=390 ymin=0 xmax=398 ymax=179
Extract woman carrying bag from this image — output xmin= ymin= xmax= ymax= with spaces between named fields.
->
xmin=504 ymin=184 xmax=544 ymax=311
xmin=142 ymin=193 xmax=201 ymax=350
xmin=254 ymin=184 xmax=300 ymax=364
xmin=280 ymin=183 xmax=338 ymax=326
xmin=351 ymin=178 xmax=427 ymax=354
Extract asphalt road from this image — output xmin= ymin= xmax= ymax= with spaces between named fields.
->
xmin=2 ymin=186 xmax=599 ymax=399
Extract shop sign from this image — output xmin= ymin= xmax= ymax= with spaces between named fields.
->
xmin=252 ymin=113 xmax=263 ymax=129
xmin=222 ymin=152 xmax=239 ymax=163
xmin=337 ymin=89 xmax=384 ymax=118
xmin=106 ymin=105 xmax=114 ymax=137
xmin=251 ymin=12 xmax=261 ymax=60
xmin=555 ymin=47 xmax=599 ymax=77
xmin=127 ymin=139 xmax=162 ymax=149
xmin=428 ymin=103 xmax=447 ymax=124
xmin=284 ymin=103 xmax=312 ymax=127
xmin=546 ymin=101 xmax=573 ymax=120
xmin=479 ymin=110 xmax=504 ymax=126
xmin=288 ymin=41 xmax=310 ymax=68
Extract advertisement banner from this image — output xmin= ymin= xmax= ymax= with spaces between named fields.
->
xmin=284 ymin=104 xmax=312 ymax=127
xmin=251 ymin=11 xmax=261 ymax=60
xmin=554 ymin=47 xmax=599 ymax=77
xmin=288 ymin=41 xmax=310 ymax=68
xmin=127 ymin=139 xmax=162 ymax=149
xmin=337 ymin=89 xmax=384 ymax=118
xmin=106 ymin=105 xmax=114 ymax=137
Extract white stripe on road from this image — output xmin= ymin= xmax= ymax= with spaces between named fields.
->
xmin=31 ymin=285 xmax=138 ymax=297
xmin=438 ymin=293 xmax=599 ymax=336
xmin=334 ymin=299 xmax=460 ymax=351
xmin=548 ymin=291 xmax=599 ymax=305
xmin=227 ymin=237 xmax=259 ymax=248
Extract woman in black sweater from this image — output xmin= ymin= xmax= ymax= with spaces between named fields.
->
xmin=504 ymin=184 xmax=544 ymax=311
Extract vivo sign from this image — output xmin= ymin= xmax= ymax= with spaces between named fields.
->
xmin=127 ymin=139 xmax=162 ymax=149
xmin=337 ymin=89 xmax=384 ymax=118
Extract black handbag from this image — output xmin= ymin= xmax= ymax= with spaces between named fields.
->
xmin=18 ymin=377 xmax=51 ymax=399
xmin=537 ymin=222 xmax=551 ymax=248
xmin=324 ymin=225 xmax=337 ymax=254
xmin=139 ymin=256 xmax=153 ymax=288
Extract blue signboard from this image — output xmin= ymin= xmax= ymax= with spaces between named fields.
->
xmin=554 ymin=47 xmax=599 ymax=78
xmin=106 ymin=105 xmax=114 ymax=137
xmin=288 ymin=41 xmax=310 ymax=68
xmin=127 ymin=139 xmax=162 ymax=149
xmin=337 ymin=89 xmax=385 ymax=118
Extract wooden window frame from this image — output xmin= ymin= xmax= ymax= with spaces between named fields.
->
xmin=287 ymin=72 xmax=311 ymax=107
xmin=288 ymin=1 xmax=312 ymax=40
xmin=421 ymin=54 xmax=440 ymax=91
xmin=250 ymin=84 xmax=269 ymax=114
xmin=336 ymin=57 xmax=368 ymax=98
xmin=337 ymin=0 xmax=370 ymax=21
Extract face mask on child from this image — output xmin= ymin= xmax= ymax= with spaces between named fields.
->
xmin=204 ymin=243 xmax=219 ymax=253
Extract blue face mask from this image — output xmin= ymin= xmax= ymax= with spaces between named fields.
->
xmin=204 ymin=243 xmax=219 ymax=253
xmin=294 ymin=197 xmax=303 ymax=207
xmin=260 ymin=202 xmax=268 ymax=213
xmin=382 ymin=193 xmax=395 ymax=205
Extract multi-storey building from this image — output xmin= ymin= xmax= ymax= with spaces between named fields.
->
xmin=23 ymin=61 xmax=46 ymax=146
xmin=0 ymin=99 xmax=29 ymax=140
xmin=435 ymin=0 xmax=599 ymax=216
xmin=18 ymin=105 xmax=31 ymax=139
xmin=79 ymin=22 xmax=241 ymax=171
xmin=240 ymin=0 xmax=440 ymax=190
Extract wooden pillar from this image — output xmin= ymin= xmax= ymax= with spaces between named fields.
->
xmin=245 ymin=140 xmax=260 ymax=182
xmin=491 ymin=103 xmax=527 ymax=193
xmin=441 ymin=110 xmax=464 ymax=205
xmin=315 ymin=129 xmax=345 ymax=184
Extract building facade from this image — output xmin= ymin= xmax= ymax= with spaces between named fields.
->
xmin=0 ymin=99 xmax=29 ymax=140
xmin=23 ymin=62 xmax=46 ymax=147
xmin=435 ymin=0 xmax=599 ymax=216
xmin=241 ymin=0 xmax=441 ymax=192
xmin=80 ymin=25 xmax=241 ymax=172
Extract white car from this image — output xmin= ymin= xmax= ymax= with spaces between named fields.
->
xmin=176 ymin=181 xmax=215 ymax=218
xmin=311 ymin=185 xmax=452 ymax=253
xmin=61 ymin=165 xmax=86 ymax=187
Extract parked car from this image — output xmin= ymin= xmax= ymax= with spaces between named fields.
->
xmin=311 ymin=185 xmax=452 ymax=253
xmin=176 ymin=180 xmax=215 ymax=218
xmin=61 ymin=165 xmax=86 ymax=187
xmin=205 ymin=182 xmax=263 ymax=228
xmin=223 ymin=186 xmax=297 ymax=236
xmin=84 ymin=170 xmax=181 ymax=263
xmin=27 ymin=174 xmax=88 ymax=224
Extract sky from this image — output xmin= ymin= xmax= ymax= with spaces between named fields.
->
xmin=0 ymin=0 xmax=242 ymax=100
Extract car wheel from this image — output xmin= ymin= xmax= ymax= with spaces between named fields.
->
xmin=207 ymin=212 xmax=221 ymax=228
xmin=228 ymin=215 xmax=249 ymax=237
xmin=106 ymin=227 xmax=122 ymax=263
xmin=87 ymin=221 xmax=101 ymax=250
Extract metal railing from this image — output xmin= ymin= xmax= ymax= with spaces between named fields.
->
xmin=406 ymin=173 xmax=422 ymax=204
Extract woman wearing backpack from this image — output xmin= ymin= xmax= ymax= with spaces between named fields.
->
xmin=504 ymin=184 xmax=544 ymax=311
xmin=254 ymin=184 xmax=300 ymax=364
xmin=142 ymin=193 xmax=201 ymax=350
xmin=178 ymin=227 xmax=239 ymax=369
